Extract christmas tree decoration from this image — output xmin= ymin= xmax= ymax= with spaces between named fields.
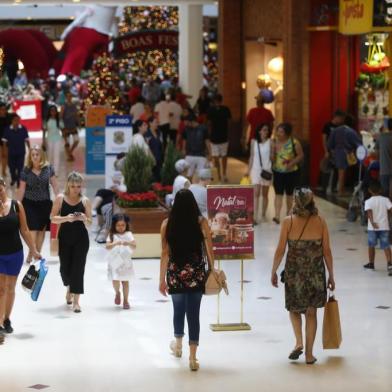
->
xmin=119 ymin=6 xmax=179 ymax=35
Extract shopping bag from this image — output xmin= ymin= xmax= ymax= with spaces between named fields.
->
xmin=240 ymin=175 xmax=251 ymax=185
xmin=322 ymin=293 xmax=342 ymax=349
xmin=50 ymin=223 xmax=60 ymax=257
xmin=31 ymin=259 xmax=49 ymax=302
xmin=21 ymin=264 xmax=39 ymax=292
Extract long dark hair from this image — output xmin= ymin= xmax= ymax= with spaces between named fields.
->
xmin=46 ymin=105 xmax=60 ymax=128
xmin=166 ymin=189 xmax=204 ymax=265
xmin=255 ymin=123 xmax=272 ymax=142
xmin=109 ymin=213 xmax=131 ymax=242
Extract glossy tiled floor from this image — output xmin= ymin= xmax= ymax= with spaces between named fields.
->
xmin=0 ymin=135 xmax=391 ymax=392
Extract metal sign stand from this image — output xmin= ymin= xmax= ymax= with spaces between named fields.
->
xmin=210 ymin=259 xmax=251 ymax=331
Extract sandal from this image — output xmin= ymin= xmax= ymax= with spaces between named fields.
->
xmin=306 ymin=357 xmax=317 ymax=365
xmin=123 ymin=302 xmax=130 ymax=310
xmin=272 ymin=217 xmax=280 ymax=225
xmin=288 ymin=347 xmax=303 ymax=360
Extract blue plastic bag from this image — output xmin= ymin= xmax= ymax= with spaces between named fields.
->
xmin=31 ymin=259 xmax=48 ymax=302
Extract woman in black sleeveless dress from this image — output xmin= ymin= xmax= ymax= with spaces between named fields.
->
xmin=50 ymin=172 xmax=92 ymax=313
xmin=159 ymin=189 xmax=215 ymax=371
xmin=0 ymin=177 xmax=40 ymax=344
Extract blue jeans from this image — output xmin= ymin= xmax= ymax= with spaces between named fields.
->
xmin=171 ymin=291 xmax=203 ymax=345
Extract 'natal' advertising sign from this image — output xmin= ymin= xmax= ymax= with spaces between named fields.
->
xmin=207 ymin=186 xmax=254 ymax=260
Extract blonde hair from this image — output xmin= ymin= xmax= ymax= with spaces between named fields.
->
xmin=0 ymin=176 xmax=6 ymax=187
xmin=64 ymin=171 xmax=84 ymax=196
xmin=26 ymin=144 xmax=49 ymax=170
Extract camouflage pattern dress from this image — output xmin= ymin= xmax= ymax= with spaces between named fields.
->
xmin=284 ymin=239 xmax=327 ymax=313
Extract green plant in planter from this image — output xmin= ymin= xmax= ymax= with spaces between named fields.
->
xmin=160 ymin=141 xmax=183 ymax=186
xmin=122 ymin=145 xmax=154 ymax=193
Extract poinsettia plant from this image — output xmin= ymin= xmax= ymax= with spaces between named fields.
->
xmin=152 ymin=182 xmax=173 ymax=199
xmin=116 ymin=191 xmax=159 ymax=208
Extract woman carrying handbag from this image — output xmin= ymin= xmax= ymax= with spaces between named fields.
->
xmin=247 ymin=123 xmax=272 ymax=223
xmin=159 ymin=189 xmax=216 ymax=371
xmin=271 ymin=187 xmax=335 ymax=364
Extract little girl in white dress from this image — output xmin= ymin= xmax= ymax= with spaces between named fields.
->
xmin=105 ymin=214 xmax=136 ymax=309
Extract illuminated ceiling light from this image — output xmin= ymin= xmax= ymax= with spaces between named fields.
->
xmin=268 ymin=56 xmax=283 ymax=74
xmin=26 ymin=16 xmax=32 ymax=20
xmin=72 ymin=0 xmax=81 ymax=3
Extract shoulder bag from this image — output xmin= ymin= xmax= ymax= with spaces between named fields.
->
xmin=201 ymin=223 xmax=229 ymax=295
xmin=257 ymin=141 xmax=273 ymax=181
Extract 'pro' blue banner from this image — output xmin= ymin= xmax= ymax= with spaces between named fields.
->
xmin=86 ymin=126 xmax=105 ymax=174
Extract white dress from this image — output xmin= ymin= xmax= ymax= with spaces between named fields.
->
xmin=106 ymin=232 xmax=135 ymax=281
xmin=250 ymin=139 xmax=272 ymax=186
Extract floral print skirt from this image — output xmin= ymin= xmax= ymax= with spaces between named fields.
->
xmin=284 ymin=239 xmax=327 ymax=313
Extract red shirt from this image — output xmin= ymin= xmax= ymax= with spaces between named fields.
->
xmin=128 ymin=86 xmax=141 ymax=105
xmin=246 ymin=107 xmax=274 ymax=140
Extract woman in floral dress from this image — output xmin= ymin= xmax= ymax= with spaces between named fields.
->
xmin=159 ymin=189 xmax=215 ymax=371
xmin=271 ymin=188 xmax=335 ymax=364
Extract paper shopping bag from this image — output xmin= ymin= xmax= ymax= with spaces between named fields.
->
xmin=322 ymin=294 xmax=342 ymax=349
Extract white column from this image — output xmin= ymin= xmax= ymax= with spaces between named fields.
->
xmin=179 ymin=4 xmax=203 ymax=106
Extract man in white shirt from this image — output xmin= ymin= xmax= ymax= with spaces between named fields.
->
xmin=363 ymin=181 xmax=392 ymax=275
xmin=155 ymin=94 xmax=173 ymax=152
xmin=189 ymin=168 xmax=212 ymax=217
xmin=130 ymin=96 xmax=145 ymax=125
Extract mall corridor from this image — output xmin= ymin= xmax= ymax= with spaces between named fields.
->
xmin=0 ymin=147 xmax=391 ymax=391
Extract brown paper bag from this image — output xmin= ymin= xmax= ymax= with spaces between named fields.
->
xmin=322 ymin=295 xmax=342 ymax=349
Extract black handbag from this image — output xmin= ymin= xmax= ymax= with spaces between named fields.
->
xmin=21 ymin=264 xmax=39 ymax=292
xmin=257 ymin=141 xmax=273 ymax=181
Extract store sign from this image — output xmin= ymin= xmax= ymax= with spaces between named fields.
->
xmin=114 ymin=30 xmax=178 ymax=57
xmin=339 ymin=0 xmax=373 ymax=34
xmin=12 ymin=100 xmax=42 ymax=131
xmin=207 ymin=185 xmax=254 ymax=260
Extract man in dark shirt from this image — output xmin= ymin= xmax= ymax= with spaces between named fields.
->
xmin=0 ymin=103 xmax=11 ymax=177
xmin=207 ymin=94 xmax=232 ymax=183
xmin=1 ymin=113 xmax=30 ymax=186
xmin=320 ymin=109 xmax=346 ymax=193
xmin=183 ymin=112 xmax=210 ymax=179
xmin=376 ymin=118 xmax=392 ymax=199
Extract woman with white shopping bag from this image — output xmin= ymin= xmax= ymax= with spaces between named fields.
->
xmin=0 ymin=177 xmax=41 ymax=344
xmin=105 ymin=214 xmax=136 ymax=310
xmin=271 ymin=187 xmax=335 ymax=364
xmin=159 ymin=189 xmax=216 ymax=371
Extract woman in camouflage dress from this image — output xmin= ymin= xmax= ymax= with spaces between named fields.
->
xmin=271 ymin=188 xmax=335 ymax=364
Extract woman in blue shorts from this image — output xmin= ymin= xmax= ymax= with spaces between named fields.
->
xmin=0 ymin=177 xmax=40 ymax=344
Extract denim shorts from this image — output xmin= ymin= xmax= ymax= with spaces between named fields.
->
xmin=368 ymin=230 xmax=390 ymax=249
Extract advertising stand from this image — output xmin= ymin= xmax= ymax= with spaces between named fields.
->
xmin=207 ymin=185 xmax=254 ymax=331
xmin=105 ymin=115 xmax=132 ymax=188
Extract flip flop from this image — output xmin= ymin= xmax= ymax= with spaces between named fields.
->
xmin=306 ymin=358 xmax=317 ymax=365
xmin=288 ymin=348 xmax=303 ymax=360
